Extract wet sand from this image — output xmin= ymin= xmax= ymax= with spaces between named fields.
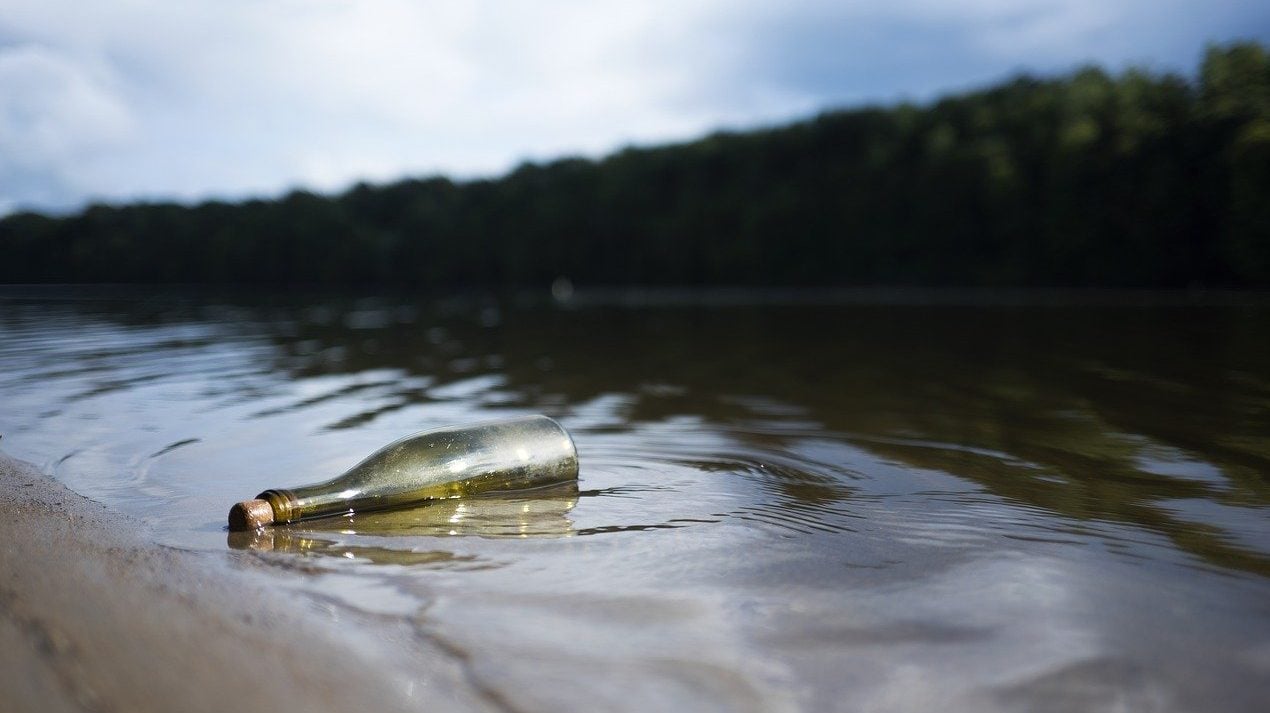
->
xmin=0 ymin=452 xmax=491 ymax=713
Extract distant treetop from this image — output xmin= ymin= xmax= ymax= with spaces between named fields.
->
xmin=3 ymin=42 xmax=1268 ymax=288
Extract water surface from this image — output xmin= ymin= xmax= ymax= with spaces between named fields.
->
xmin=2 ymin=288 xmax=1268 ymax=712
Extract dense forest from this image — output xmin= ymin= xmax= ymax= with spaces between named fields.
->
xmin=3 ymin=42 xmax=1268 ymax=288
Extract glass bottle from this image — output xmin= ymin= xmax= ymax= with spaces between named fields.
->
xmin=227 ymin=482 xmax=578 ymax=556
xmin=228 ymin=415 xmax=577 ymax=530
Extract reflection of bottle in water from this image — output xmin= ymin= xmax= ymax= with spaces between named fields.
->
xmin=227 ymin=485 xmax=578 ymax=560
xmin=228 ymin=415 xmax=578 ymax=530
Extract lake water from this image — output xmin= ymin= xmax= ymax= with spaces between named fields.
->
xmin=2 ymin=287 xmax=1268 ymax=712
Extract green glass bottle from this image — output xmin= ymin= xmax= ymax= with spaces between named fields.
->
xmin=227 ymin=483 xmax=579 ymax=558
xmin=227 ymin=415 xmax=577 ymax=530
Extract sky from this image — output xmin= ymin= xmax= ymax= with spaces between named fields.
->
xmin=2 ymin=0 xmax=1268 ymax=215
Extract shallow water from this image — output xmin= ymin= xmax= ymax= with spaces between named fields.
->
xmin=2 ymin=287 xmax=1269 ymax=712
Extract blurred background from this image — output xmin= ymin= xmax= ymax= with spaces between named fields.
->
xmin=1 ymin=1 xmax=1268 ymax=287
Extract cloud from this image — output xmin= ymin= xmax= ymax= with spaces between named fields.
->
xmin=0 ymin=0 xmax=1267 ymax=214
xmin=1 ymin=1 xmax=746 ymax=211
xmin=0 ymin=42 xmax=136 ymax=211
xmin=726 ymin=0 xmax=1270 ymax=107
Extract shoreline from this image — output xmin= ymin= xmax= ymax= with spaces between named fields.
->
xmin=0 ymin=452 xmax=489 ymax=713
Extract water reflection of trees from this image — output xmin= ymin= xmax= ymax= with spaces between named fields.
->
xmin=10 ymin=292 xmax=1268 ymax=574
xmin=250 ymin=298 xmax=1270 ymax=575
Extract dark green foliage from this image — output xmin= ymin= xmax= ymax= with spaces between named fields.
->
xmin=3 ymin=42 xmax=1268 ymax=288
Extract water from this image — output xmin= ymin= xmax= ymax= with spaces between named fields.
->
xmin=2 ymin=287 xmax=1269 ymax=711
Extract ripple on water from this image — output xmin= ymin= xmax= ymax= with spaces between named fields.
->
xmin=3 ymin=291 xmax=1270 ymax=712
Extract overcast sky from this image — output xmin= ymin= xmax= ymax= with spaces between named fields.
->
xmin=2 ymin=0 xmax=1267 ymax=214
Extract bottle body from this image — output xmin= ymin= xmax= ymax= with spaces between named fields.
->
xmin=250 ymin=415 xmax=577 ymax=526
xmin=228 ymin=483 xmax=579 ymax=555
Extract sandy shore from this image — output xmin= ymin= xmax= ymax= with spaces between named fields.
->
xmin=0 ymin=452 xmax=494 ymax=713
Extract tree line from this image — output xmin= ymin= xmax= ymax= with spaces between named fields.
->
xmin=3 ymin=42 xmax=1268 ymax=288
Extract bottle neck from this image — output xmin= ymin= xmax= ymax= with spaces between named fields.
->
xmin=258 ymin=488 xmax=299 ymax=523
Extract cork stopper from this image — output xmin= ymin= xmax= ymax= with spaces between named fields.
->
xmin=228 ymin=498 xmax=275 ymax=531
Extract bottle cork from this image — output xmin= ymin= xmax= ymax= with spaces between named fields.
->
xmin=228 ymin=498 xmax=275 ymax=531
